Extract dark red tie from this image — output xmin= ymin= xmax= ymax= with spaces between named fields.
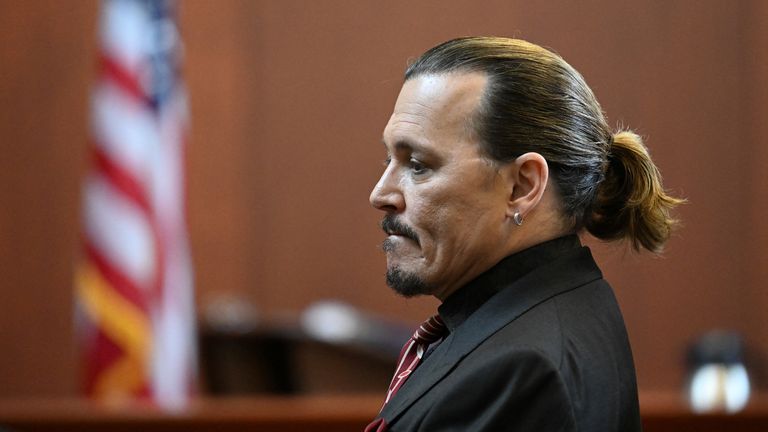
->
xmin=384 ymin=314 xmax=446 ymax=405
xmin=365 ymin=315 xmax=447 ymax=431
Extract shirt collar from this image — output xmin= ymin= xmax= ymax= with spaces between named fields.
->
xmin=437 ymin=234 xmax=582 ymax=333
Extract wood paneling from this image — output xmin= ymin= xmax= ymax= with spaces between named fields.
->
xmin=0 ymin=0 xmax=97 ymax=396
xmin=0 ymin=0 xmax=765 ymax=396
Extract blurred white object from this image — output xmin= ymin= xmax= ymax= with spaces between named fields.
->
xmin=687 ymin=330 xmax=751 ymax=413
xmin=301 ymin=300 xmax=412 ymax=357
xmin=689 ymin=363 xmax=750 ymax=413
xmin=302 ymin=301 xmax=366 ymax=342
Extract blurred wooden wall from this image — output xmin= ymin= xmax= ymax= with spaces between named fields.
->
xmin=0 ymin=0 xmax=766 ymax=397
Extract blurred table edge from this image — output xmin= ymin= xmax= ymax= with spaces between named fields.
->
xmin=0 ymin=395 xmax=380 ymax=432
xmin=0 ymin=391 xmax=767 ymax=431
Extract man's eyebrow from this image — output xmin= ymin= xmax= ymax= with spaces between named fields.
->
xmin=381 ymin=138 xmax=425 ymax=153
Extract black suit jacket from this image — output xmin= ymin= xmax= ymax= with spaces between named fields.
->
xmin=376 ymin=246 xmax=641 ymax=431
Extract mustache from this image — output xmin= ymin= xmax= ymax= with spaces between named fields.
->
xmin=380 ymin=215 xmax=420 ymax=246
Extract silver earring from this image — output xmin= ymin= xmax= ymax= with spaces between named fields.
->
xmin=513 ymin=211 xmax=523 ymax=226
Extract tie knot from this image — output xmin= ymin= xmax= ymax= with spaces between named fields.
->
xmin=413 ymin=314 xmax=447 ymax=345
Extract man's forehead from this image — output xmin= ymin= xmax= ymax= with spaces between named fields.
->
xmin=396 ymin=72 xmax=487 ymax=116
xmin=383 ymin=72 xmax=487 ymax=147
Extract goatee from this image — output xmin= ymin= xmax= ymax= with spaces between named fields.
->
xmin=386 ymin=266 xmax=432 ymax=297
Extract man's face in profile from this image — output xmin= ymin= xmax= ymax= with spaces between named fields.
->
xmin=370 ymin=73 xmax=510 ymax=300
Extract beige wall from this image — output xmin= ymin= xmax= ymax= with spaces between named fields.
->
xmin=0 ymin=0 xmax=766 ymax=396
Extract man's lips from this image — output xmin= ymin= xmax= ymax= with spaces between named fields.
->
xmin=382 ymin=233 xmax=418 ymax=253
xmin=386 ymin=233 xmax=414 ymax=240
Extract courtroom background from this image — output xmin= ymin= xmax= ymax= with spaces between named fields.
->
xmin=0 ymin=0 xmax=766 ymax=398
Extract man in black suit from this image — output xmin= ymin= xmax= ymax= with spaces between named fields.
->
xmin=366 ymin=37 xmax=683 ymax=431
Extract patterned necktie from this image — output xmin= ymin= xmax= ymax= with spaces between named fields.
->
xmin=365 ymin=315 xmax=447 ymax=432
xmin=382 ymin=314 xmax=447 ymax=406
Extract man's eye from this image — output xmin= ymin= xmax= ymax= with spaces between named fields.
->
xmin=410 ymin=158 xmax=427 ymax=175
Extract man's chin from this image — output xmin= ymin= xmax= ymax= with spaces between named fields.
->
xmin=385 ymin=267 xmax=432 ymax=297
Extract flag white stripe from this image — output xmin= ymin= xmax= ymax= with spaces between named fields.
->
xmin=84 ymin=174 xmax=156 ymax=288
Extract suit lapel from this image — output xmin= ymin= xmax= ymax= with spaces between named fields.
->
xmin=380 ymin=247 xmax=603 ymax=424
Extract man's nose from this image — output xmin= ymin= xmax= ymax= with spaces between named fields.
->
xmin=369 ymin=168 xmax=404 ymax=212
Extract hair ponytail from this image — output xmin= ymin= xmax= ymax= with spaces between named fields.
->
xmin=406 ymin=37 xmax=684 ymax=253
xmin=585 ymin=131 xmax=685 ymax=253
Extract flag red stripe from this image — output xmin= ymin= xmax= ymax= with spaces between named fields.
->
xmin=92 ymin=145 xmax=152 ymax=215
xmin=82 ymin=326 xmax=123 ymax=395
xmin=82 ymin=326 xmax=151 ymax=397
xmin=84 ymin=240 xmax=150 ymax=313
xmin=99 ymin=54 xmax=150 ymax=105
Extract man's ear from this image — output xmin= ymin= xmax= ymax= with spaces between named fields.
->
xmin=502 ymin=152 xmax=549 ymax=222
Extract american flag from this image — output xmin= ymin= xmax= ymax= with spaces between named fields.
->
xmin=76 ymin=0 xmax=196 ymax=408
